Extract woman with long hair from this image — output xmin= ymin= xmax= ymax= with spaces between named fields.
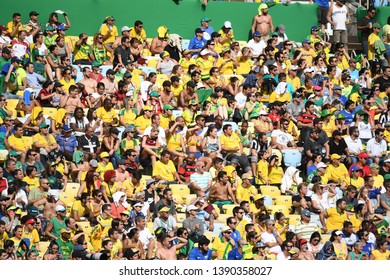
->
xmin=101 ymin=127 xmax=121 ymax=169
xmin=201 ymin=125 xmax=221 ymax=160
xmin=92 ymin=33 xmax=109 ymax=65
xmin=69 ymin=107 xmax=89 ymax=137
xmin=46 ymin=12 xmax=71 ymax=30
xmin=166 ymin=121 xmax=187 ymax=168
xmin=123 ymin=228 xmax=145 ymax=259
xmin=43 ymin=161 xmax=67 ymax=190
xmin=22 ymin=105 xmax=45 ymax=136
xmin=307 ymin=232 xmax=323 ymax=256
xmin=55 ymin=36 xmax=70 ymax=60
xmin=101 ymin=170 xmax=119 ymax=203
xmin=50 ymin=108 xmax=68 ymax=135
xmin=86 ymin=108 xmax=102 ymax=138
xmin=330 ymin=230 xmax=350 ymax=260
xmin=43 ymin=241 xmax=63 ymax=260
xmin=298 ymin=239 xmax=315 ymax=260
xmin=350 ymin=110 xmax=372 ymax=143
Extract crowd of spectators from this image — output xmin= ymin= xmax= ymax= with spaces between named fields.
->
xmin=0 ymin=1 xmax=390 ymax=261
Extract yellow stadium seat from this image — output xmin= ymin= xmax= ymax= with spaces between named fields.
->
xmin=216 ymin=213 xmax=231 ymax=223
xmin=177 ymin=213 xmax=186 ymax=223
xmin=237 ymin=40 xmax=247 ymax=49
xmin=142 ymin=175 xmax=152 ymax=181
xmin=204 ymin=231 xmax=219 ymax=242
xmin=273 ymin=195 xmax=292 ymax=207
xmin=142 ymin=48 xmax=152 ymax=57
xmin=38 ymin=241 xmax=50 ymax=259
xmin=266 ymin=205 xmax=289 ymax=216
xmin=321 ymin=234 xmax=331 ymax=242
xmin=156 ymin=74 xmax=169 ymax=86
xmin=260 ymin=186 xmax=281 ymax=198
xmin=16 ymin=90 xmax=24 ymax=97
xmin=77 ymin=221 xmax=92 ymax=235
xmin=64 ymin=182 xmax=80 ymax=197
xmin=6 ymin=99 xmax=20 ymax=118
xmin=287 ymin=214 xmax=301 ymax=226
xmin=42 ymin=107 xmax=58 ymax=119
xmin=60 ymin=192 xmax=76 ymax=205
xmin=222 ymin=204 xmax=239 ymax=215
xmin=170 ymin=184 xmax=190 ymax=196
xmin=184 ymin=194 xmax=197 ymax=205
xmin=271 ymin=149 xmax=283 ymax=166
xmin=86 ymin=36 xmax=94 ymax=45
xmin=173 ymin=194 xmax=185 ymax=204
xmin=147 ymin=58 xmax=158 ymax=69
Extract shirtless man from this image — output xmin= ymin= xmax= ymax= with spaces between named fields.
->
xmin=155 ymin=234 xmax=187 ymax=260
xmin=179 ymin=81 xmax=199 ymax=109
xmin=160 ymin=80 xmax=176 ymax=107
xmin=251 ymin=3 xmax=274 ymax=40
xmin=78 ymin=67 xmax=97 ymax=94
xmin=150 ymin=26 xmax=169 ymax=55
xmin=60 ymin=85 xmax=83 ymax=114
xmin=101 ymin=69 xmax=118 ymax=95
xmin=115 ymin=159 xmax=130 ymax=186
xmin=209 ymin=171 xmax=237 ymax=205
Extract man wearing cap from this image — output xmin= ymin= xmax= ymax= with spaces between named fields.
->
xmin=286 ymin=65 xmax=301 ymax=93
xmin=251 ymin=4 xmax=274 ymax=40
xmin=308 ymin=26 xmax=322 ymax=45
xmin=45 ymin=204 xmax=67 ymax=240
xmin=150 ymin=26 xmax=169 ymax=55
xmin=325 ymin=154 xmax=350 ymax=188
xmin=188 ymin=28 xmax=207 ymax=56
xmin=349 ymin=152 xmax=371 ymax=177
xmin=368 ymin=23 xmax=386 ymax=66
xmin=183 ymin=204 xmax=204 ymax=239
xmin=153 ymin=205 xmax=178 ymax=235
xmin=247 ymin=31 xmax=266 ymax=58
xmin=72 ymin=33 xmax=93 ymax=65
xmin=300 ymin=38 xmax=317 ymax=67
xmin=236 ymin=174 xmax=257 ymax=204
xmin=2 ymin=56 xmax=24 ymax=99
xmin=366 ymin=128 xmax=387 ymax=165
xmin=96 ymin=98 xmax=119 ymax=129
xmin=295 ymin=208 xmax=320 ymax=240
xmin=101 ymin=69 xmax=118 ymax=95
xmin=55 ymin=125 xmax=77 ymax=161
xmin=212 ymin=226 xmax=236 ymax=260
xmin=56 ymin=227 xmax=75 ymax=260
xmin=27 ymin=11 xmax=42 ymax=33
xmin=32 ymin=123 xmax=59 ymax=160
xmin=112 ymin=25 xmax=131 ymax=50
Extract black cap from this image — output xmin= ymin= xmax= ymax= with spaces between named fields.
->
xmin=11 ymin=56 xmax=22 ymax=64
xmin=111 ymin=128 xmax=120 ymax=135
xmin=29 ymin=11 xmax=39 ymax=17
xmin=211 ymin=32 xmax=221 ymax=38
xmin=106 ymin=69 xmax=115 ymax=75
xmin=0 ymin=196 xmax=10 ymax=202
xmin=54 ymin=81 xmax=63 ymax=88
xmin=124 ymin=60 xmax=132 ymax=66
xmin=2 ymin=48 xmax=11 ymax=55
xmin=187 ymin=80 xmax=196 ymax=88
xmin=195 ymin=28 xmax=203 ymax=34
xmin=293 ymin=92 xmax=302 ymax=99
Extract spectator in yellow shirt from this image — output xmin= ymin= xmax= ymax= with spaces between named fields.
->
xmin=129 ymin=20 xmax=147 ymax=45
xmin=325 ymin=154 xmax=350 ymax=190
xmin=7 ymin=12 xmax=23 ymax=38
xmin=99 ymin=16 xmax=118 ymax=61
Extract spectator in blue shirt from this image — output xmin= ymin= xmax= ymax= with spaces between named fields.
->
xmin=188 ymin=235 xmax=213 ymax=260
xmin=55 ymin=125 xmax=77 ymax=161
xmin=188 ymin=28 xmax=207 ymax=56
xmin=199 ymin=17 xmax=214 ymax=41
xmin=219 ymin=217 xmax=241 ymax=247
xmin=227 ymin=238 xmax=247 ymax=260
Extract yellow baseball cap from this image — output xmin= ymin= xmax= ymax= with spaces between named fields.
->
xmin=330 ymin=154 xmax=341 ymax=160
xmin=100 ymin=152 xmax=110 ymax=158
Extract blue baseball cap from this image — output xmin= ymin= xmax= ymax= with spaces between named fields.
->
xmin=253 ymin=31 xmax=261 ymax=37
xmin=302 ymin=38 xmax=311 ymax=44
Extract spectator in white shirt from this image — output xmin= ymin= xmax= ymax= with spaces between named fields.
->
xmin=344 ymin=126 xmax=363 ymax=164
xmin=246 ymin=31 xmax=265 ymax=59
xmin=366 ymin=128 xmax=387 ymax=165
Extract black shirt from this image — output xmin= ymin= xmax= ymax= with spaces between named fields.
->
xmin=113 ymin=45 xmax=130 ymax=68
xmin=303 ymin=138 xmax=323 ymax=157
xmin=357 ymin=16 xmax=376 ymax=40
xmin=329 ymin=138 xmax=348 ymax=156
xmin=374 ymin=76 xmax=390 ymax=92
xmin=77 ymin=135 xmax=100 ymax=153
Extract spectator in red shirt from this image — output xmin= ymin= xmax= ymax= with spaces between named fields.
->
xmin=268 ymin=101 xmax=283 ymax=129
xmin=297 ymin=101 xmax=317 ymax=145
xmin=348 ymin=152 xmax=371 ymax=177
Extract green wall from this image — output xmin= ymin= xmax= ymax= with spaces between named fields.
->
xmin=0 ymin=0 xmax=319 ymax=42
xmin=356 ymin=6 xmax=390 ymax=40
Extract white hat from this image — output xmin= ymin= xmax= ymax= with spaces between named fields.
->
xmin=196 ymin=82 xmax=206 ymax=89
xmin=335 ymin=230 xmax=343 ymax=236
xmin=384 ymin=158 xmax=390 ymax=163
xmin=200 ymin=49 xmax=211 ymax=56
xmin=186 ymin=205 xmax=198 ymax=212
xmin=303 ymin=67 xmax=314 ymax=73
xmin=259 ymin=110 xmax=268 ymax=116
xmin=121 ymin=26 xmax=130 ymax=32
xmin=48 ymin=189 xmax=60 ymax=201
xmin=308 ymin=94 xmax=316 ymax=99
xmin=289 ymin=65 xmax=299 ymax=71
xmin=55 ymin=205 xmax=66 ymax=212
xmin=221 ymin=226 xmax=231 ymax=233
xmin=317 ymin=162 xmax=327 ymax=169
xmin=134 ymin=202 xmax=144 ymax=207
xmin=223 ymin=21 xmax=232 ymax=29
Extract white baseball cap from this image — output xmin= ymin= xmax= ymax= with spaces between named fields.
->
xmin=317 ymin=162 xmax=327 ymax=169
xmin=121 ymin=26 xmax=130 ymax=32
xmin=186 ymin=205 xmax=198 ymax=212
xmin=224 ymin=21 xmax=232 ymax=29
xmin=200 ymin=49 xmax=211 ymax=56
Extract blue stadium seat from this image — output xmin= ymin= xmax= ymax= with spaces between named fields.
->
xmin=282 ymin=149 xmax=302 ymax=167
xmin=182 ymin=39 xmax=190 ymax=50
xmin=138 ymin=66 xmax=157 ymax=76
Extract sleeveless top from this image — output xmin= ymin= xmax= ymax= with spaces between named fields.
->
xmin=205 ymin=136 xmax=219 ymax=152
xmin=331 ymin=4 xmax=348 ymax=30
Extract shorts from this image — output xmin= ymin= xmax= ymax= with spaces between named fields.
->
xmin=188 ymin=151 xmax=202 ymax=159
xmin=317 ymin=6 xmax=329 ymax=25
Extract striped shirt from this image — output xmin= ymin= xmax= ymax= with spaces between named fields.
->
xmin=294 ymin=221 xmax=320 ymax=240
xmin=190 ymin=172 xmax=212 ymax=196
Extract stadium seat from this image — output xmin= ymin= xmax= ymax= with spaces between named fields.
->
xmin=6 ymin=99 xmax=20 ymax=118
xmin=147 ymin=57 xmax=159 ymax=68
xmin=146 ymin=222 xmax=154 ymax=233
xmin=42 ymin=107 xmax=58 ymax=119
xmin=38 ymin=241 xmax=50 ymax=259
xmin=287 ymin=214 xmax=301 ymax=226
xmin=182 ymin=39 xmax=190 ymax=50
xmin=216 ymin=213 xmax=230 ymax=223
xmin=282 ymin=149 xmax=302 ymax=167
xmin=263 ymin=195 xmax=273 ymax=206
xmin=76 ymin=221 xmax=92 ymax=237
xmin=273 ymin=195 xmax=292 ymax=208
xmin=222 ymin=204 xmax=238 ymax=215
xmin=156 ymin=74 xmax=169 ymax=86
xmin=64 ymin=182 xmax=80 ymax=197
xmin=185 ymin=194 xmax=197 ymax=205
xmin=169 ymin=184 xmax=190 ymax=196
xmin=237 ymin=40 xmax=247 ymax=49
xmin=173 ymin=194 xmax=185 ymax=204
xmin=266 ymin=205 xmax=289 ymax=216
xmin=177 ymin=213 xmax=186 ymax=223
xmin=260 ymin=185 xmax=281 ymax=198
xmin=60 ymin=192 xmax=76 ymax=206
xmin=204 ymin=231 xmax=219 ymax=242
xmin=310 ymin=214 xmax=322 ymax=228
xmin=138 ymin=66 xmax=157 ymax=76
xmin=321 ymin=234 xmax=331 ymax=242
